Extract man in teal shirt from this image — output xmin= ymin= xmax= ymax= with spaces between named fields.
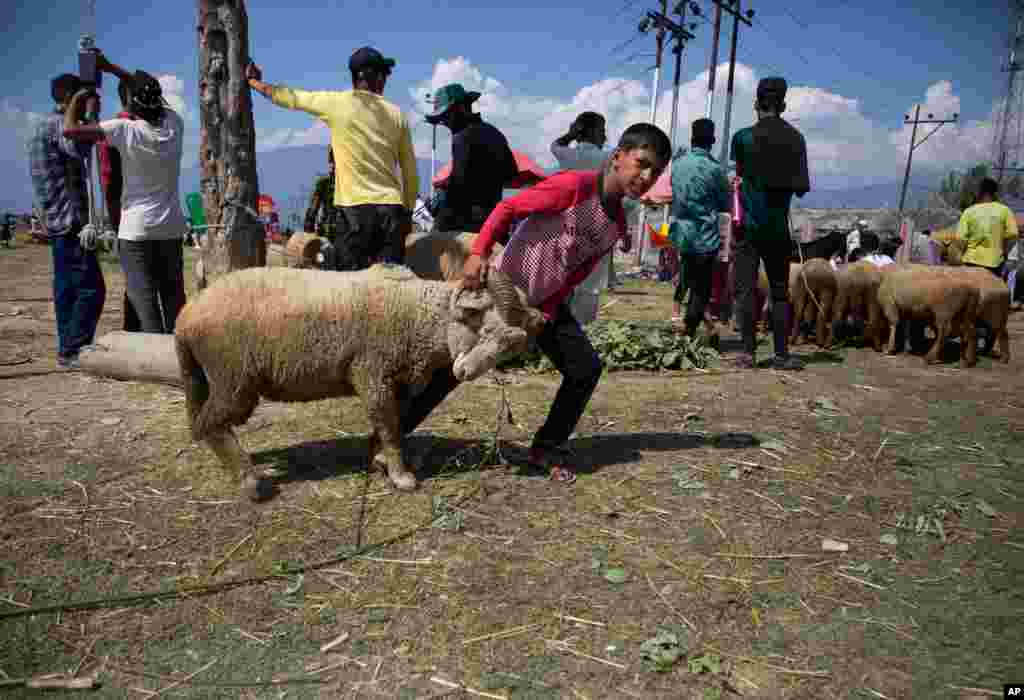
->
xmin=669 ymin=118 xmax=730 ymax=338
xmin=730 ymin=77 xmax=810 ymax=370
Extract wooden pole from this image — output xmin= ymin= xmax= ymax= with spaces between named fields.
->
xmin=78 ymin=332 xmax=184 ymax=388
xmin=195 ymin=0 xmax=266 ymax=292
xmin=718 ymin=0 xmax=741 ymax=166
xmin=705 ymin=1 xmax=723 ymax=119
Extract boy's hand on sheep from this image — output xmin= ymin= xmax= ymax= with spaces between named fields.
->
xmin=461 ymin=254 xmax=485 ymax=290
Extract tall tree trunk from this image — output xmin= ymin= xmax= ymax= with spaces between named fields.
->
xmin=195 ymin=0 xmax=265 ymax=291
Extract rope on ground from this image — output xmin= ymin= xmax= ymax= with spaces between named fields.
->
xmin=0 ymin=482 xmax=482 ymax=621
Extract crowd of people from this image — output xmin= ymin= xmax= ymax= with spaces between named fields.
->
xmin=28 ymin=52 xmax=187 ymax=369
xmin=27 ymin=41 xmax=1020 ymax=484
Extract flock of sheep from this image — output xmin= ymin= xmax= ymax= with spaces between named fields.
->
xmin=175 ymin=228 xmax=1011 ymax=503
xmin=764 ymin=252 xmax=1011 ymax=369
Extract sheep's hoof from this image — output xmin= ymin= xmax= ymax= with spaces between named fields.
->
xmin=242 ymin=475 xmax=276 ymax=502
xmin=388 ymin=469 xmax=418 ymax=492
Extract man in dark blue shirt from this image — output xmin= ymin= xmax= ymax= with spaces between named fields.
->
xmin=427 ymin=83 xmax=518 ymax=233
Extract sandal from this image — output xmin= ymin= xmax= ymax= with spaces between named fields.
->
xmin=523 ymin=447 xmax=578 ymax=485
xmin=548 ymin=464 xmax=577 ymax=484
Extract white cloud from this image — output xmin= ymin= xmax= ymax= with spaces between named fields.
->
xmin=0 ymin=99 xmax=46 ymax=162
xmin=400 ymin=60 xmax=998 ymax=193
xmin=255 ymin=120 xmax=330 ymax=152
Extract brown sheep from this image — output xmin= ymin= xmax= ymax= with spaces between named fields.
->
xmin=932 ymin=266 xmax=1011 ymax=362
xmin=832 ymin=261 xmax=884 ymax=350
xmin=404 ymin=231 xmax=484 ymax=281
xmin=876 ymin=264 xmax=980 ymax=368
xmin=789 ymin=259 xmax=837 ymax=347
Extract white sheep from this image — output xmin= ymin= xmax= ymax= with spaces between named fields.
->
xmin=174 ymin=263 xmax=543 ymax=500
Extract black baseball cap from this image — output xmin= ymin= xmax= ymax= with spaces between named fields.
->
xmin=349 ymin=47 xmax=396 ymax=75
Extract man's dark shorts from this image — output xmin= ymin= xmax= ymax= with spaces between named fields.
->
xmin=332 ymin=204 xmax=411 ymax=271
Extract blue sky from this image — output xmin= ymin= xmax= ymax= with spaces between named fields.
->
xmin=0 ymin=0 xmax=1014 ymax=211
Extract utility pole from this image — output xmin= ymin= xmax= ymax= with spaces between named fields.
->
xmin=635 ymin=0 xmax=669 ymax=266
xmin=424 ymin=92 xmax=438 ymax=198
xmin=713 ymin=0 xmax=753 ymax=166
xmin=993 ymin=0 xmax=1024 ymax=183
xmin=705 ymin=0 xmax=723 ymax=120
xmin=662 ymin=3 xmax=698 ymax=148
xmin=897 ymin=105 xmax=959 ymax=221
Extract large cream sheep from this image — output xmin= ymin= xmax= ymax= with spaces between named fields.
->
xmin=403 ymin=231 xmax=508 ymax=283
xmin=831 ymin=261 xmax=884 ymax=350
xmin=404 ymin=231 xmax=480 ymax=281
xmin=789 ymin=259 xmax=837 ymax=347
xmin=876 ymin=264 xmax=980 ymax=367
xmin=932 ymin=266 xmax=1011 ymax=363
xmin=175 ymin=264 xmax=544 ymax=501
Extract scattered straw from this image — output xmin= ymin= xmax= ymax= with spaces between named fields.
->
xmin=555 ymin=614 xmax=605 ymax=627
xmin=209 ymin=533 xmax=253 ymax=577
xmin=872 ymin=437 xmax=889 ymax=463
xmin=430 ymin=676 xmax=507 ymax=699
xmin=946 ymin=685 xmax=1001 ymax=697
xmin=357 ymin=556 xmax=435 ymax=565
xmin=142 ymin=658 xmax=220 ymax=698
xmin=712 ymin=553 xmax=816 ymax=560
xmin=645 ymin=573 xmax=697 ymax=632
xmin=835 ymin=570 xmax=887 ymax=591
xmin=319 ymin=632 xmax=349 ymax=653
xmin=718 ymin=651 xmax=829 ymax=677
xmin=544 ymin=640 xmax=627 ymax=670
xmin=462 ymin=623 xmax=543 ymax=646
xmin=745 ymin=489 xmax=788 ymax=513
xmin=703 ymin=512 xmax=727 ymax=540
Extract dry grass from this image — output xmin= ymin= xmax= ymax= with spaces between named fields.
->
xmin=1 ymin=243 xmax=1023 ymax=698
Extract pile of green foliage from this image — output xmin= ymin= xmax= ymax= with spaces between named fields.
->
xmin=498 ymin=319 xmax=720 ymax=372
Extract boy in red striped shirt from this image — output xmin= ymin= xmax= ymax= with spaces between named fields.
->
xmin=402 ymin=123 xmax=671 ymax=484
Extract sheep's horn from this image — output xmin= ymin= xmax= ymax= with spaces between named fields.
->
xmin=486 ymin=268 xmax=525 ymax=327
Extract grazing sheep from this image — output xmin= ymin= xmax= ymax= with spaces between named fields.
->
xmin=789 ymin=258 xmax=837 ymax=347
xmin=404 ymin=231 xmax=480 ymax=281
xmin=831 ymin=261 xmax=884 ymax=350
xmin=933 ymin=266 xmax=1011 ymax=362
xmin=877 ymin=264 xmax=980 ymax=368
xmin=174 ymin=264 xmax=544 ymax=501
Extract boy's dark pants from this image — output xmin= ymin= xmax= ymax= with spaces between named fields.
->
xmin=400 ymin=303 xmax=603 ymax=453
xmin=734 ymin=236 xmax=791 ymax=357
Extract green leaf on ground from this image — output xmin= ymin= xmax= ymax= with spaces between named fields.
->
xmin=603 ymin=568 xmax=628 ymax=584
xmin=688 ymin=653 xmax=721 ymax=674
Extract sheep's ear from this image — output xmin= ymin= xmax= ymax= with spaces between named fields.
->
xmin=452 ymin=288 xmax=493 ymax=312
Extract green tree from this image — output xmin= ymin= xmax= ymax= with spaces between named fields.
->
xmin=939 ymin=163 xmax=992 ymax=211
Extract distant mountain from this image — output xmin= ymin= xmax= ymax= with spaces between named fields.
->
xmin=796 ymin=178 xmax=942 ymax=210
xmin=0 ymin=140 xmax=950 ymax=219
xmin=180 ymin=145 xmax=437 ymax=226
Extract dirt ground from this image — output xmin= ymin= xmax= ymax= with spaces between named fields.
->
xmin=1 ymin=230 xmax=1022 ymax=699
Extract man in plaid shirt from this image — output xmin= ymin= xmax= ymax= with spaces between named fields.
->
xmin=28 ymin=73 xmax=106 ymax=369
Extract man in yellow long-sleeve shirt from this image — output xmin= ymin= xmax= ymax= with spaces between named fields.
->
xmin=246 ymin=47 xmax=419 ymax=270
xmin=933 ymin=177 xmax=1018 ymax=277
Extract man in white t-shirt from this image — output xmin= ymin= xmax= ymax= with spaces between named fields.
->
xmin=65 ymin=54 xmax=187 ymax=333
xmin=858 ymin=231 xmax=894 ymax=268
xmin=551 ymin=112 xmax=614 ymax=322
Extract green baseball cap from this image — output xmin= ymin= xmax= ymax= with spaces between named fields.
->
xmin=425 ymin=83 xmax=481 ymax=124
